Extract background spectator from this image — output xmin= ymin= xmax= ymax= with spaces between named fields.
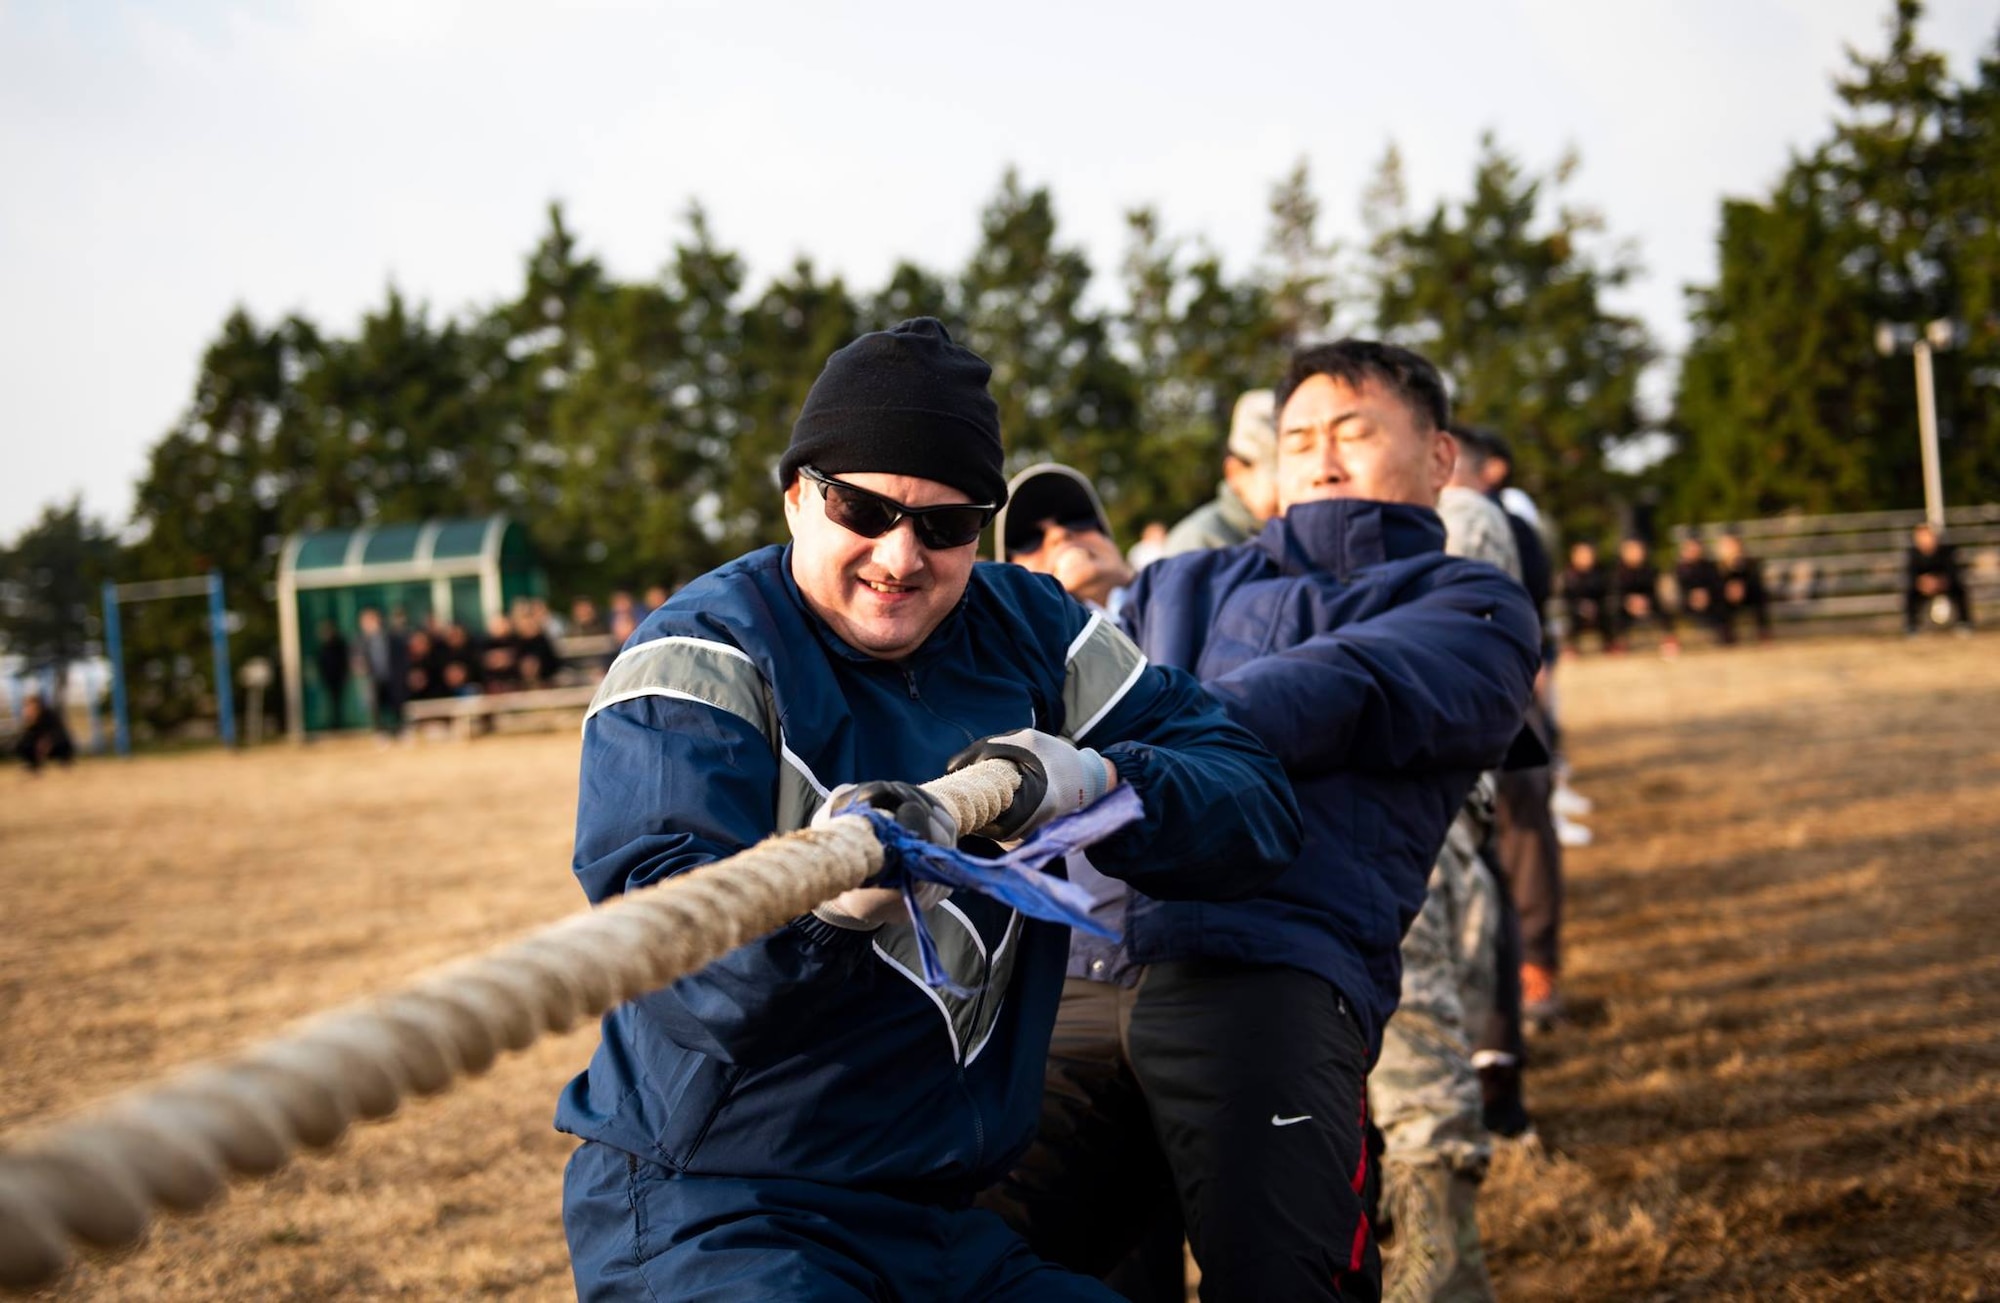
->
xmin=513 ymin=601 xmax=561 ymax=688
xmin=1714 ymin=534 xmax=1771 ymax=643
xmin=355 ymin=607 xmax=409 ymax=739
xmin=480 ymin=613 xmax=520 ymax=691
xmin=1614 ymin=538 xmax=1678 ymax=654
xmin=1561 ymin=542 xmax=1615 ymax=654
xmin=1675 ymin=538 xmax=1725 ymax=642
xmin=313 ymin=619 xmax=351 ymax=730
xmin=1905 ymin=523 xmax=1974 ymax=635
xmin=12 ymin=695 xmax=76 ymax=773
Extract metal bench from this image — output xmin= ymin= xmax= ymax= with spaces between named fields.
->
xmin=403 ymin=684 xmax=600 ymax=741
xmin=1671 ymin=504 xmax=1997 ymax=637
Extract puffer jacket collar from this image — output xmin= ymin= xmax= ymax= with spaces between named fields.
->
xmin=1252 ymin=498 xmax=1446 ymax=580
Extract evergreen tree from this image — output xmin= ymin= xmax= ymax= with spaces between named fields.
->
xmin=733 ymin=257 xmax=861 ymax=550
xmin=0 ymin=499 xmax=121 ymax=698
xmin=1118 ymin=207 xmax=1278 ymax=527
xmin=1369 ymin=135 xmax=1654 ymax=542
xmin=126 ymin=309 xmax=324 ymax=732
xmin=1262 ymin=158 xmax=1342 ymax=351
xmin=960 ymin=169 xmax=1141 ymax=528
xmin=299 ymin=288 xmax=495 ymax=527
xmin=483 ymin=203 xmax=621 ymax=590
xmin=1669 ymin=0 xmax=2000 ymax=522
xmin=1671 ymin=170 xmax=1885 ymax=519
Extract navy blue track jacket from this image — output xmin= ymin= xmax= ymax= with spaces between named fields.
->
xmin=1118 ymin=498 xmax=1543 ymax=1055
xmin=556 ymin=544 xmax=1301 ymax=1199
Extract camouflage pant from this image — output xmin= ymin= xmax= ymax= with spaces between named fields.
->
xmin=1369 ymin=788 xmax=1500 ymax=1176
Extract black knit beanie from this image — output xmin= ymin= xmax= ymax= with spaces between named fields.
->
xmin=778 ymin=318 xmax=1009 ymax=507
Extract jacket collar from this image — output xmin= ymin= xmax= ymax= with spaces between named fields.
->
xmin=1252 ymin=498 xmax=1445 ymax=581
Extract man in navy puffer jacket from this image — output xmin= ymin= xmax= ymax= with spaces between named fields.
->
xmin=987 ymin=341 xmax=1542 ymax=1302
xmin=556 ymin=318 xmax=1302 ymax=1301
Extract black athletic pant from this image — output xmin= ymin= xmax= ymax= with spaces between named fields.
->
xmin=977 ymin=979 xmax=1185 ymax=1302
xmin=991 ymin=962 xmax=1381 ymax=1302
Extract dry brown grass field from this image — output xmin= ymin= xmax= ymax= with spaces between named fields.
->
xmin=3 ymin=635 xmax=1996 ymax=1301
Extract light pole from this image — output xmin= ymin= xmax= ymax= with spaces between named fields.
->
xmin=1875 ymin=318 xmax=1957 ymax=532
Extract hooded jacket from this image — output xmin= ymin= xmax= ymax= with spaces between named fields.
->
xmin=1117 ymin=498 xmax=1542 ymax=1054
xmin=556 ymin=543 xmax=1300 ymax=1198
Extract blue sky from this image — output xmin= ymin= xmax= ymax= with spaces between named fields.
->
xmin=3 ymin=0 xmax=1995 ymax=538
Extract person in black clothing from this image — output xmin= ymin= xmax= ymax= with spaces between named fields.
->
xmin=438 ymin=622 xmax=483 ymax=697
xmin=512 ymin=602 xmax=561 ymax=688
xmin=356 ymin=607 xmax=410 ymax=737
xmin=1713 ymin=534 xmax=1771 ymax=644
xmin=480 ymin=613 xmax=520 ymax=691
xmin=1905 ymin=523 xmax=1975 ymax=634
xmin=12 ymin=695 xmax=76 ymax=773
xmin=313 ymin=620 xmax=352 ymax=729
xmin=1560 ymin=541 xmax=1615 ymax=653
xmin=1674 ymin=537 xmax=1725 ymax=642
xmin=1613 ymin=538 xmax=1678 ymax=653
xmin=404 ymin=629 xmax=442 ymax=701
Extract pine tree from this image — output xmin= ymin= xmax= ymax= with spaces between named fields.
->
xmin=1669 ymin=0 xmax=2000 ymax=522
xmin=126 ymin=308 xmax=323 ymax=733
xmin=959 ymin=169 xmax=1140 ymax=528
xmin=0 ymin=499 xmax=121 ymax=699
xmin=1117 ymin=207 xmax=1278 ymax=528
xmin=1369 ymin=135 xmax=1654 ymax=542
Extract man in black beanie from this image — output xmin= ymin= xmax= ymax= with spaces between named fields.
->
xmin=556 ymin=318 xmax=1301 ymax=1300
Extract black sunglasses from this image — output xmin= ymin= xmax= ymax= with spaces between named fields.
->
xmin=799 ymin=466 xmax=997 ymax=550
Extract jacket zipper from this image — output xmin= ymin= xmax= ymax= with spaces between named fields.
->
xmin=901 ymin=657 xmax=986 ymax=1166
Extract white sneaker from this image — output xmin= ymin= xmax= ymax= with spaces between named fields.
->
xmin=1555 ymin=813 xmax=1594 ymax=847
xmin=1552 ymin=784 xmax=1594 ymax=818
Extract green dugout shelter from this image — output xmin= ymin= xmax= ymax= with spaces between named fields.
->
xmin=277 ymin=516 xmax=543 ymax=738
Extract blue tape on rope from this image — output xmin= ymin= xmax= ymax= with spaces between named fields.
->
xmin=859 ymin=785 xmax=1142 ymax=994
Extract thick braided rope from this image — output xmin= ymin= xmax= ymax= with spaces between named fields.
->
xmin=0 ymin=760 xmax=1021 ymax=1291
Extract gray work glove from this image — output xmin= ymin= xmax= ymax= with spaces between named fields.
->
xmin=808 ymin=780 xmax=956 ymax=930
xmin=948 ymin=729 xmax=1112 ymax=842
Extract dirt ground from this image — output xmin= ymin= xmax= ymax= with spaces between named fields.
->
xmin=2 ymin=635 xmax=1995 ymax=1301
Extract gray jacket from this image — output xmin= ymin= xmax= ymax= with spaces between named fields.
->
xmin=1163 ymin=482 xmax=1261 ymax=557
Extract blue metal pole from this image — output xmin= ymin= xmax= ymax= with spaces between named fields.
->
xmin=103 ymin=581 xmax=130 ymax=757
xmin=83 ymin=662 xmax=103 ymax=754
xmin=208 ymin=571 xmax=237 ymax=747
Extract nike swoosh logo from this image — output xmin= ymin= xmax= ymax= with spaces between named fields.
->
xmin=1270 ymin=1114 xmax=1312 ymax=1127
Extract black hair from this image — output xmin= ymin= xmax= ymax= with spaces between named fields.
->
xmin=1444 ymin=423 xmax=1496 ymax=469
xmin=1275 ymin=339 xmax=1451 ymax=433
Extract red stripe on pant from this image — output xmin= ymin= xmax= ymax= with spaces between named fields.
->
xmin=1344 ymin=1091 xmax=1369 ymax=1273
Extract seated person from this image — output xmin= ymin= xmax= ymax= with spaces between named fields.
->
xmin=12 ymin=696 xmax=76 ymax=773
xmin=1613 ymin=537 xmax=1678 ymax=653
xmin=513 ymin=603 xmax=561 ymax=687
xmin=479 ymin=613 xmax=520 ymax=691
xmin=1905 ymin=523 xmax=1974 ymax=633
xmin=404 ymin=630 xmax=442 ymax=701
xmin=1560 ymin=541 xmax=1615 ymax=653
xmin=1713 ymin=534 xmax=1771 ymax=643
xmin=1674 ymin=537 xmax=1725 ymax=640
